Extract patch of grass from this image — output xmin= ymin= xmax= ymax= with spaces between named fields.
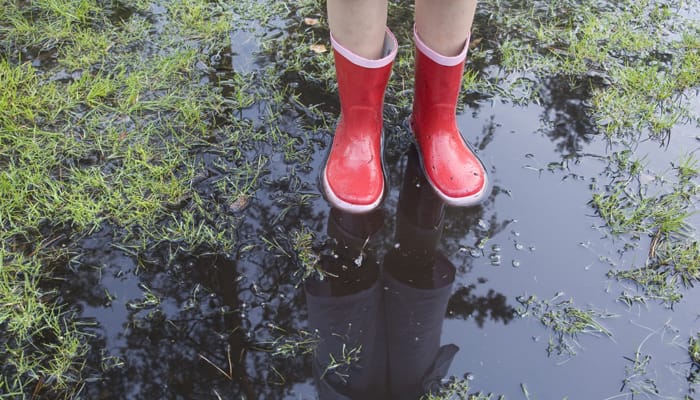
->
xmin=290 ymin=226 xmax=324 ymax=282
xmin=593 ymin=151 xmax=700 ymax=304
xmin=259 ymin=324 xmax=319 ymax=359
xmin=691 ymin=334 xmax=700 ymax=366
xmin=421 ymin=376 xmax=503 ymax=400
xmin=0 ymin=248 xmax=90 ymax=397
xmin=689 ymin=333 xmax=700 ymax=385
xmin=517 ymin=292 xmax=616 ymax=357
xmin=475 ymin=0 xmax=700 ymax=139
xmin=1 ymin=0 xmax=276 ymax=396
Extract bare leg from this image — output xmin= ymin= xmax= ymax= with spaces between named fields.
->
xmin=414 ymin=0 xmax=477 ymax=56
xmin=327 ymin=0 xmax=388 ymax=59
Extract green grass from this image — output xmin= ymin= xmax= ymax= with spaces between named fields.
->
xmin=1 ymin=0 xmax=700 ymax=396
xmin=691 ymin=334 xmax=700 ymax=366
xmin=472 ymin=0 xmax=700 ymax=139
xmin=517 ymin=293 xmax=617 ymax=357
xmin=0 ymin=0 xmax=272 ymax=396
xmin=0 ymin=248 xmax=89 ymax=397
xmin=421 ymin=376 xmax=503 ymax=400
xmin=593 ymin=151 xmax=700 ymax=304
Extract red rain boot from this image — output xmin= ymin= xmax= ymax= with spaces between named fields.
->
xmin=411 ymin=26 xmax=488 ymax=206
xmin=323 ymin=30 xmax=398 ymax=213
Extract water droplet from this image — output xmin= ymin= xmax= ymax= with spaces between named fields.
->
xmin=354 ymin=254 xmax=363 ymax=267
xmin=478 ymin=219 xmax=488 ymax=229
xmin=415 ymin=182 xmax=421 ymax=188
xmin=394 ymin=242 xmax=400 ymax=249
xmin=529 ymin=246 xmax=536 ymax=252
xmin=490 ymin=254 xmax=501 ymax=266
xmin=491 ymin=244 xmax=501 ymax=252
xmin=512 ymin=260 xmax=521 ymax=268
xmin=469 ymin=249 xmax=481 ymax=258
xmin=515 ymin=243 xmax=524 ymax=250
xmin=182 ymin=299 xmax=196 ymax=311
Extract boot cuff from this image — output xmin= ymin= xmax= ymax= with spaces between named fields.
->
xmin=414 ymin=24 xmax=469 ymax=66
xmin=331 ymin=27 xmax=398 ymax=69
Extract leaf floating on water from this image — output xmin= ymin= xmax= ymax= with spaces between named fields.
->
xmin=303 ymin=17 xmax=319 ymax=26
xmin=229 ymin=195 xmax=249 ymax=212
xmin=310 ymin=44 xmax=327 ymax=54
xmin=468 ymin=37 xmax=482 ymax=49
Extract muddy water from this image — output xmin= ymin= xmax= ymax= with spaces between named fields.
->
xmin=55 ymin=9 xmax=700 ymax=400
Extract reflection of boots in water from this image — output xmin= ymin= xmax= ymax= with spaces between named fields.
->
xmin=384 ymin=145 xmax=459 ymax=399
xmin=305 ymin=208 xmax=387 ymax=400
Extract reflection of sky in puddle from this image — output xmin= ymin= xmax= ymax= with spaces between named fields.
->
xmin=439 ymin=101 xmax=700 ymax=398
xmin=72 ymin=73 xmax=697 ymax=400
xmin=231 ymin=29 xmax=260 ymax=75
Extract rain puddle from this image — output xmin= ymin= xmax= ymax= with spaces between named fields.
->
xmin=22 ymin=0 xmax=700 ymax=399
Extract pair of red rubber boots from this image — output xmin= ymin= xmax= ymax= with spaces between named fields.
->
xmin=322 ymin=27 xmax=488 ymax=213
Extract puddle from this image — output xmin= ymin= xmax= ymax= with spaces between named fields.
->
xmin=5 ymin=0 xmax=699 ymax=398
xmin=58 ymin=91 xmax=700 ymax=398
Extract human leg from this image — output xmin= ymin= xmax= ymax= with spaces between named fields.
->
xmin=327 ymin=0 xmax=388 ymax=59
xmin=414 ymin=0 xmax=476 ymax=57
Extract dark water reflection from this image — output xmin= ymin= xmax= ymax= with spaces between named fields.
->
xmin=305 ymin=145 xmax=514 ymax=400
xmin=46 ymin=3 xmax=700 ymax=399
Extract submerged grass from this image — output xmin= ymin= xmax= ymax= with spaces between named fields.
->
xmin=0 ymin=0 xmax=273 ymax=396
xmin=517 ymin=292 xmax=616 ymax=357
xmin=1 ymin=0 xmax=699 ymax=397
xmin=422 ymin=376 xmax=503 ymax=400
xmin=475 ymin=0 xmax=700 ymax=139
xmin=593 ymin=151 xmax=700 ymax=304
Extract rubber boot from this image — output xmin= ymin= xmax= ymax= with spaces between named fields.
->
xmin=323 ymin=29 xmax=398 ymax=213
xmin=411 ymin=26 xmax=488 ymax=206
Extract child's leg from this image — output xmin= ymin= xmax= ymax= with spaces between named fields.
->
xmin=327 ymin=0 xmax=388 ymax=59
xmin=415 ymin=0 xmax=477 ymax=57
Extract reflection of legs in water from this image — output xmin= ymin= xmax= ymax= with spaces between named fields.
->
xmin=384 ymin=145 xmax=459 ymax=399
xmin=305 ymin=209 xmax=388 ymax=400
